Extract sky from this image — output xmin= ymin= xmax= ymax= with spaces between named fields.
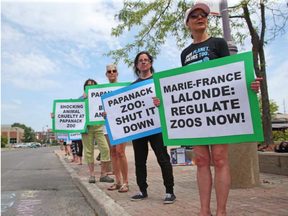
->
xmin=1 ymin=0 xmax=288 ymax=132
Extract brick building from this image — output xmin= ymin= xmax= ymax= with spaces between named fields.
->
xmin=1 ymin=125 xmax=24 ymax=144
xmin=47 ymin=129 xmax=57 ymax=142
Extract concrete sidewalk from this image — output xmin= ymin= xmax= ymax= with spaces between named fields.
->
xmin=55 ymin=145 xmax=288 ymax=216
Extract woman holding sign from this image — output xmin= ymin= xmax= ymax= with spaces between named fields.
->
xmin=154 ymin=3 xmax=261 ymax=216
xmin=130 ymin=51 xmax=176 ymax=204
xmin=82 ymin=79 xmax=114 ymax=184
xmin=103 ymin=64 xmax=129 ymax=193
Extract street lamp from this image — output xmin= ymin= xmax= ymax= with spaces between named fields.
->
xmin=220 ymin=0 xmax=238 ymax=55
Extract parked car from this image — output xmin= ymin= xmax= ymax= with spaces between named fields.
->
xmin=29 ymin=143 xmax=37 ymax=148
xmin=13 ymin=143 xmax=30 ymax=148
xmin=28 ymin=142 xmax=41 ymax=148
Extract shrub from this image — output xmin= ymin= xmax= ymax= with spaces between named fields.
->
xmin=273 ymin=131 xmax=288 ymax=141
xmin=1 ymin=136 xmax=8 ymax=148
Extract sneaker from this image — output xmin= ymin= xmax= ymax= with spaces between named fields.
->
xmin=163 ymin=193 xmax=176 ymax=204
xmin=131 ymin=191 xmax=148 ymax=201
xmin=100 ymin=175 xmax=114 ymax=183
xmin=89 ymin=176 xmax=96 ymax=184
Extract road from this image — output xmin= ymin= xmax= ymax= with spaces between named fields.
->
xmin=1 ymin=147 xmax=96 ymax=215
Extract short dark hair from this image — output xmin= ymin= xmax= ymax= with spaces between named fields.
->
xmin=83 ymin=78 xmax=97 ymax=90
xmin=133 ymin=51 xmax=155 ymax=77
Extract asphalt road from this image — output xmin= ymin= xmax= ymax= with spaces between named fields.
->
xmin=1 ymin=146 xmax=96 ymax=215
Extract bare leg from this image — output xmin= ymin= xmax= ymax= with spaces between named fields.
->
xmin=116 ymin=142 xmax=128 ymax=184
xmin=87 ymin=162 xmax=95 ymax=177
xmin=101 ymin=162 xmax=108 ymax=177
xmin=79 ymin=157 xmax=82 ymax=165
xmin=105 ymin=135 xmax=121 ymax=184
xmin=194 ymin=145 xmax=212 ymax=216
xmin=211 ymin=144 xmax=230 ymax=216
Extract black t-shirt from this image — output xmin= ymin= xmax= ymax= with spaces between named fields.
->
xmin=132 ymin=75 xmax=153 ymax=84
xmin=181 ymin=37 xmax=230 ymax=66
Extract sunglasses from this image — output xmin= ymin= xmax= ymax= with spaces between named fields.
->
xmin=107 ymin=70 xmax=117 ymax=74
xmin=137 ymin=59 xmax=151 ymax=64
xmin=189 ymin=12 xmax=208 ymax=19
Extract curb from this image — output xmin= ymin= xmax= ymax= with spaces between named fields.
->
xmin=54 ymin=151 xmax=131 ymax=216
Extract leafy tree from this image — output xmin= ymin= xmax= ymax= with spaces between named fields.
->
xmin=258 ymin=95 xmax=279 ymax=118
xmin=107 ymin=0 xmax=287 ymax=145
xmin=12 ymin=122 xmax=35 ymax=142
xmin=1 ymin=136 xmax=8 ymax=148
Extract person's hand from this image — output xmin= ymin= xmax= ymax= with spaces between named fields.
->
xmin=103 ymin=112 xmax=107 ymax=119
xmin=50 ymin=113 xmax=54 ymax=118
xmin=251 ymin=77 xmax=263 ymax=93
xmin=152 ymin=97 xmax=161 ymax=107
xmin=83 ymin=93 xmax=88 ymax=99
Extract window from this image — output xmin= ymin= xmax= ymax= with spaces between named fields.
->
xmin=10 ymin=138 xmax=17 ymax=143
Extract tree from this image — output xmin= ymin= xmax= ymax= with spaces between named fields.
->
xmin=258 ymin=95 xmax=279 ymax=118
xmin=12 ymin=122 xmax=35 ymax=142
xmin=106 ymin=0 xmax=288 ymax=145
xmin=1 ymin=136 xmax=8 ymax=148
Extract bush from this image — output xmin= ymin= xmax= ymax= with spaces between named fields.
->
xmin=273 ymin=131 xmax=288 ymax=141
xmin=1 ymin=136 xmax=8 ymax=148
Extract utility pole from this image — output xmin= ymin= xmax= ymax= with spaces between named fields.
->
xmin=283 ymin=99 xmax=286 ymax=114
xmin=220 ymin=0 xmax=259 ymax=189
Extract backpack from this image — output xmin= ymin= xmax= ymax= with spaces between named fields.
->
xmin=274 ymin=141 xmax=288 ymax=153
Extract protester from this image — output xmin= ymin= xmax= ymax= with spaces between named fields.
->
xmin=102 ymin=64 xmax=129 ymax=192
xmin=70 ymin=141 xmax=78 ymax=163
xmin=75 ymin=140 xmax=83 ymax=165
xmin=82 ymin=79 xmax=114 ymax=184
xmin=129 ymin=51 xmax=176 ymax=204
xmin=153 ymin=3 xmax=261 ymax=215
xmin=51 ymin=79 xmax=114 ymax=183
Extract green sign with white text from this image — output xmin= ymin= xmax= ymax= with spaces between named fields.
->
xmin=85 ymin=82 xmax=131 ymax=125
xmin=153 ymin=52 xmax=264 ymax=146
xmin=52 ymin=99 xmax=86 ymax=133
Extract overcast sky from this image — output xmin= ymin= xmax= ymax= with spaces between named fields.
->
xmin=1 ymin=0 xmax=288 ymax=132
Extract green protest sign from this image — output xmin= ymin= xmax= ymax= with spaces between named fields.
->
xmin=153 ymin=52 xmax=264 ymax=146
xmin=52 ymin=99 xmax=87 ymax=133
xmin=85 ymin=82 xmax=131 ymax=125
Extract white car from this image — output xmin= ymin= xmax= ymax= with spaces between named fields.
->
xmin=13 ymin=143 xmax=30 ymax=148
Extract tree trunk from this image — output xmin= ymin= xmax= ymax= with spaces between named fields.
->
xmin=259 ymin=48 xmax=274 ymax=145
xmin=243 ymin=2 xmax=274 ymax=145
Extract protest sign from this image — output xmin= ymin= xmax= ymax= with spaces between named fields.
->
xmin=85 ymin=83 xmax=131 ymax=125
xmin=57 ymin=133 xmax=68 ymax=141
xmin=68 ymin=133 xmax=82 ymax=141
xmin=153 ymin=52 xmax=264 ymax=146
xmin=102 ymin=79 xmax=161 ymax=146
xmin=52 ymin=99 xmax=86 ymax=133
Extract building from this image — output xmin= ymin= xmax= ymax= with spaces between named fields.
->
xmin=35 ymin=132 xmax=43 ymax=140
xmin=1 ymin=125 xmax=24 ymax=144
xmin=272 ymin=114 xmax=288 ymax=131
xmin=46 ymin=129 xmax=57 ymax=142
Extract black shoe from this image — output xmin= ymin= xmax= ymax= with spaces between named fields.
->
xmin=131 ymin=191 xmax=148 ymax=201
xmin=96 ymin=153 xmax=101 ymax=161
xmin=163 ymin=193 xmax=176 ymax=204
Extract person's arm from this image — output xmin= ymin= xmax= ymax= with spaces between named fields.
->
xmin=50 ymin=113 xmax=54 ymax=118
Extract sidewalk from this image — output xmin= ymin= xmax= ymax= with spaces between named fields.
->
xmin=55 ymin=145 xmax=288 ymax=216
